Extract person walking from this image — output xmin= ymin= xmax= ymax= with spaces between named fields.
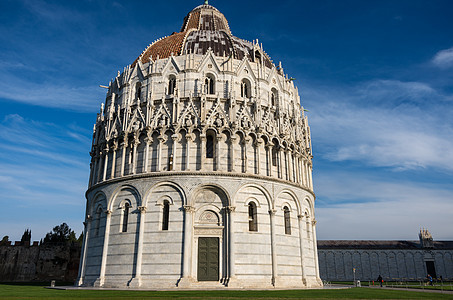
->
xmin=377 ymin=275 xmax=383 ymax=287
xmin=427 ymin=274 xmax=433 ymax=286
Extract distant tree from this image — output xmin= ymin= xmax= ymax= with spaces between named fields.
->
xmin=20 ymin=229 xmax=31 ymax=245
xmin=77 ymin=232 xmax=84 ymax=246
xmin=43 ymin=223 xmax=76 ymax=244
xmin=0 ymin=236 xmax=9 ymax=245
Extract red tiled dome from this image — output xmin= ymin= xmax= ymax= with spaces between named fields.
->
xmin=132 ymin=4 xmax=272 ymax=68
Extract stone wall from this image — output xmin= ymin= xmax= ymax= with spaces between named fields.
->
xmin=318 ymin=241 xmax=453 ymax=281
xmin=0 ymin=242 xmax=81 ymax=283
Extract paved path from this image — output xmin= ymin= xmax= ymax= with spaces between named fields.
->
xmin=366 ymin=285 xmax=453 ymax=294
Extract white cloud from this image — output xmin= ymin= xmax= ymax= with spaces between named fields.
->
xmin=432 ymin=47 xmax=453 ymax=69
xmin=0 ymin=75 xmax=103 ymax=112
xmin=303 ymin=80 xmax=453 ymax=172
xmin=0 ymin=115 xmax=89 ymax=241
xmin=315 ymin=171 xmax=453 ymax=240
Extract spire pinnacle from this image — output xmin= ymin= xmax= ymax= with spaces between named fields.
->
xmin=204 ymin=0 xmax=209 ymax=4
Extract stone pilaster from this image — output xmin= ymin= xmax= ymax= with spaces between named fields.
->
xmin=179 ymin=205 xmax=195 ymax=287
xmin=75 ymin=216 xmax=91 ymax=286
xmin=297 ymin=214 xmax=307 ymax=286
xmin=129 ymin=206 xmax=147 ymax=287
xmin=311 ymin=219 xmax=321 ymax=283
xmin=95 ymin=209 xmax=112 ymax=287
xmin=269 ymin=209 xmax=278 ymax=286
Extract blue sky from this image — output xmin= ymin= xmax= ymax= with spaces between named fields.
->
xmin=1 ymin=0 xmax=452 ymax=242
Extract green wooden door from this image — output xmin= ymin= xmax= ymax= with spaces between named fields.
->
xmin=197 ymin=237 xmax=219 ymax=281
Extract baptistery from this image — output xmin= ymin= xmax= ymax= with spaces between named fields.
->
xmin=76 ymin=2 xmax=322 ymax=289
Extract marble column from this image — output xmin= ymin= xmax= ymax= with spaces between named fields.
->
xmin=266 ymin=143 xmax=273 ymax=177
xmin=297 ymin=214 xmax=306 ymax=285
xmin=180 ymin=205 xmax=195 ymax=285
xmin=302 ymin=160 xmax=308 ymax=187
xmin=144 ymin=137 xmax=151 ymax=173
xmin=269 ymin=209 xmax=278 ymax=286
xmin=215 ymin=135 xmax=222 ymax=171
xmin=255 ymin=138 xmax=262 ymax=175
xmin=120 ymin=138 xmax=128 ymax=177
xmin=294 ymin=155 xmax=299 ymax=184
xmin=130 ymin=206 xmax=147 ymax=287
xmin=278 ymin=147 xmax=284 ymax=179
xmin=229 ymin=136 xmax=236 ymax=172
xmin=96 ymin=209 xmax=112 ymax=287
xmin=131 ymin=136 xmax=139 ymax=175
xmin=96 ymin=152 xmax=103 ymax=184
xmin=226 ymin=206 xmax=237 ymax=282
xmin=110 ymin=142 xmax=117 ymax=179
xmin=89 ymin=159 xmax=96 ymax=186
xmin=157 ymin=137 xmax=165 ymax=172
xmin=242 ymin=137 xmax=250 ymax=173
xmin=102 ymin=146 xmax=109 ymax=181
xmin=171 ymin=134 xmax=178 ymax=171
xmin=312 ymin=219 xmax=321 ymax=280
xmin=308 ymin=164 xmax=313 ymax=189
xmin=76 ymin=217 xmax=91 ymax=286
xmin=200 ymin=135 xmax=206 ymax=171
xmin=186 ymin=133 xmax=193 ymax=171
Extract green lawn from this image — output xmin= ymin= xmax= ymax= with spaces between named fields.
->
xmin=1 ymin=284 xmax=453 ymax=299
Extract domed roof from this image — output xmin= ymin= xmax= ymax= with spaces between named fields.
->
xmin=132 ymin=3 xmax=273 ymax=68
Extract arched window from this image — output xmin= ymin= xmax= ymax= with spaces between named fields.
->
xmin=271 ymin=88 xmax=278 ymax=107
xmin=254 ymin=50 xmax=262 ymax=64
xmin=241 ymin=79 xmax=251 ymax=98
xmin=205 ymin=75 xmax=215 ymax=95
xmin=122 ymin=203 xmax=130 ymax=233
xmin=135 ymin=82 xmax=141 ymax=100
xmin=284 ymin=206 xmax=291 ymax=235
xmin=162 ymin=200 xmax=170 ymax=230
xmin=206 ymin=134 xmax=214 ymax=158
xmin=94 ymin=207 xmax=102 ymax=237
xmin=272 ymin=145 xmax=278 ymax=167
xmin=168 ymin=76 xmax=176 ymax=95
xmin=248 ymin=202 xmax=258 ymax=232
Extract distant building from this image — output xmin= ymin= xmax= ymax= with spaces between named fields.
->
xmin=76 ymin=2 xmax=321 ymax=289
xmin=318 ymin=229 xmax=453 ymax=281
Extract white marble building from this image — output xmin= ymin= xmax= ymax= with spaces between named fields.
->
xmin=76 ymin=2 xmax=322 ymax=289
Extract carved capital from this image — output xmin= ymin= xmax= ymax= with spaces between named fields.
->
xmin=183 ymin=205 xmax=195 ymax=213
xmin=138 ymin=206 xmax=147 ymax=213
xmin=112 ymin=141 xmax=118 ymax=151
xmin=104 ymin=209 xmax=112 ymax=215
xmin=312 ymin=219 xmax=317 ymax=225
xmin=186 ymin=133 xmax=194 ymax=142
xmin=223 ymin=206 xmax=236 ymax=213
xmin=297 ymin=214 xmax=304 ymax=219
xmin=268 ymin=209 xmax=277 ymax=216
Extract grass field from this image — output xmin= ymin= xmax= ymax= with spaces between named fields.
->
xmin=1 ymin=284 xmax=453 ymax=299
